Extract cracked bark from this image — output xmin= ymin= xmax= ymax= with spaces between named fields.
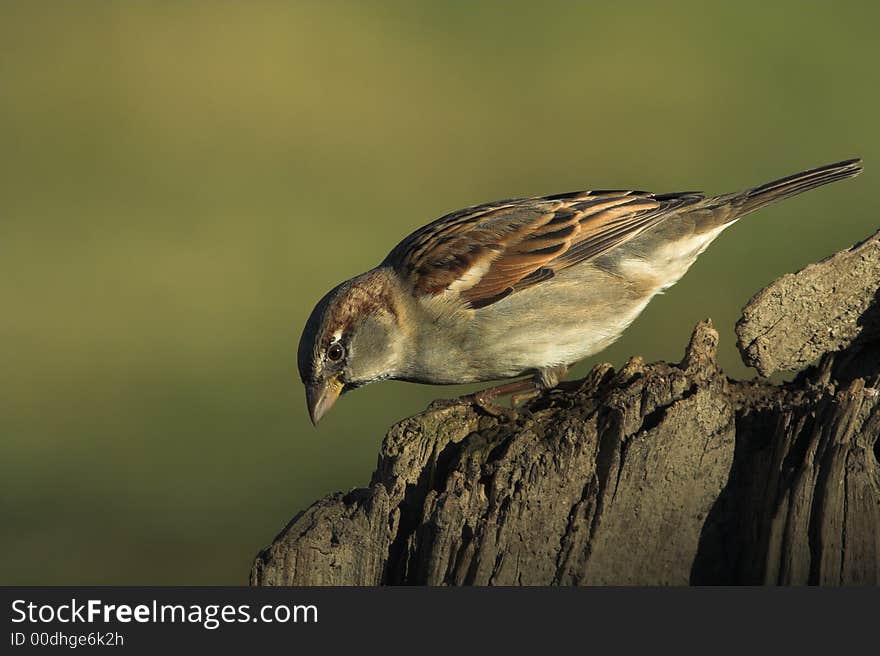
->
xmin=252 ymin=230 xmax=880 ymax=585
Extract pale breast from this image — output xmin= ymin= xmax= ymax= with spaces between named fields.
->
xmin=401 ymin=219 xmax=734 ymax=383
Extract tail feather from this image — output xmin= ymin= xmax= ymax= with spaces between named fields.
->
xmin=736 ymin=158 xmax=862 ymax=216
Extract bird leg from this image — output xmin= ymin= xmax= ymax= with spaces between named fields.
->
xmin=428 ymin=379 xmax=531 ymax=416
xmin=462 ymin=364 xmax=571 ymax=415
xmin=458 ymin=378 xmax=536 ymax=417
xmin=426 ymin=365 xmax=575 ymax=418
xmin=510 ymin=387 xmax=542 ymax=407
xmin=536 ymin=363 xmax=570 ymax=390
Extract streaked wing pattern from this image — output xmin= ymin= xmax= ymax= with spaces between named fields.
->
xmin=384 ymin=189 xmax=705 ymax=309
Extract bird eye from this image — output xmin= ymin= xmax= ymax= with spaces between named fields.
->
xmin=327 ymin=343 xmax=345 ymax=362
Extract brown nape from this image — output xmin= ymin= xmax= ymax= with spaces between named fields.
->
xmin=322 ymin=269 xmax=400 ymax=347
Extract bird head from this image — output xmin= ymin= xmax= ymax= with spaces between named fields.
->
xmin=297 ymin=269 xmax=404 ymax=424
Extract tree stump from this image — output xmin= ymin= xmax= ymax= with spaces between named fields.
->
xmin=252 ymin=230 xmax=880 ymax=585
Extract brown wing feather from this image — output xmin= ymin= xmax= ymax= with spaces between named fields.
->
xmin=384 ymin=189 xmax=704 ymax=309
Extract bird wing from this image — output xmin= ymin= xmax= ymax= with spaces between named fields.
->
xmin=384 ymin=189 xmax=704 ymax=309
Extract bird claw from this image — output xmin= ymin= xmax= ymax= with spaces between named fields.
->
xmin=462 ymin=392 xmax=523 ymax=420
xmin=428 ymin=378 xmax=540 ymax=419
xmin=427 ymin=393 xmax=518 ymax=420
xmin=471 ymin=399 xmax=519 ymax=420
xmin=510 ymin=389 xmax=541 ymax=407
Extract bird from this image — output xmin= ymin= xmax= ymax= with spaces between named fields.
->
xmin=298 ymin=158 xmax=862 ymax=424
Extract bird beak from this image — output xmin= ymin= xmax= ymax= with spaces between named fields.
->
xmin=306 ymin=375 xmax=343 ymax=425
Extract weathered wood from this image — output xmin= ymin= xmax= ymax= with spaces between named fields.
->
xmin=736 ymin=228 xmax=880 ymax=377
xmin=252 ymin=231 xmax=880 ymax=586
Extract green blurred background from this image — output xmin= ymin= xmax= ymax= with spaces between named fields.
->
xmin=2 ymin=2 xmax=878 ymax=584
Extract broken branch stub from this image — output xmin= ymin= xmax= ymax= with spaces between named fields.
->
xmin=736 ymin=228 xmax=880 ymax=377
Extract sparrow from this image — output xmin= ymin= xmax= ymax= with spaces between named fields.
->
xmin=298 ymin=159 xmax=862 ymax=424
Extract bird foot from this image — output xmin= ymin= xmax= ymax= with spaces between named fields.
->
xmin=426 ymin=393 xmax=516 ymax=419
xmin=463 ymin=378 xmax=542 ymax=418
xmin=429 ymin=378 xmax=544 ymax=419
xmin=510 ymin=388 xmax=541 ymax=407
xmin=461 ymin=392 xmax=519 ymax=420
